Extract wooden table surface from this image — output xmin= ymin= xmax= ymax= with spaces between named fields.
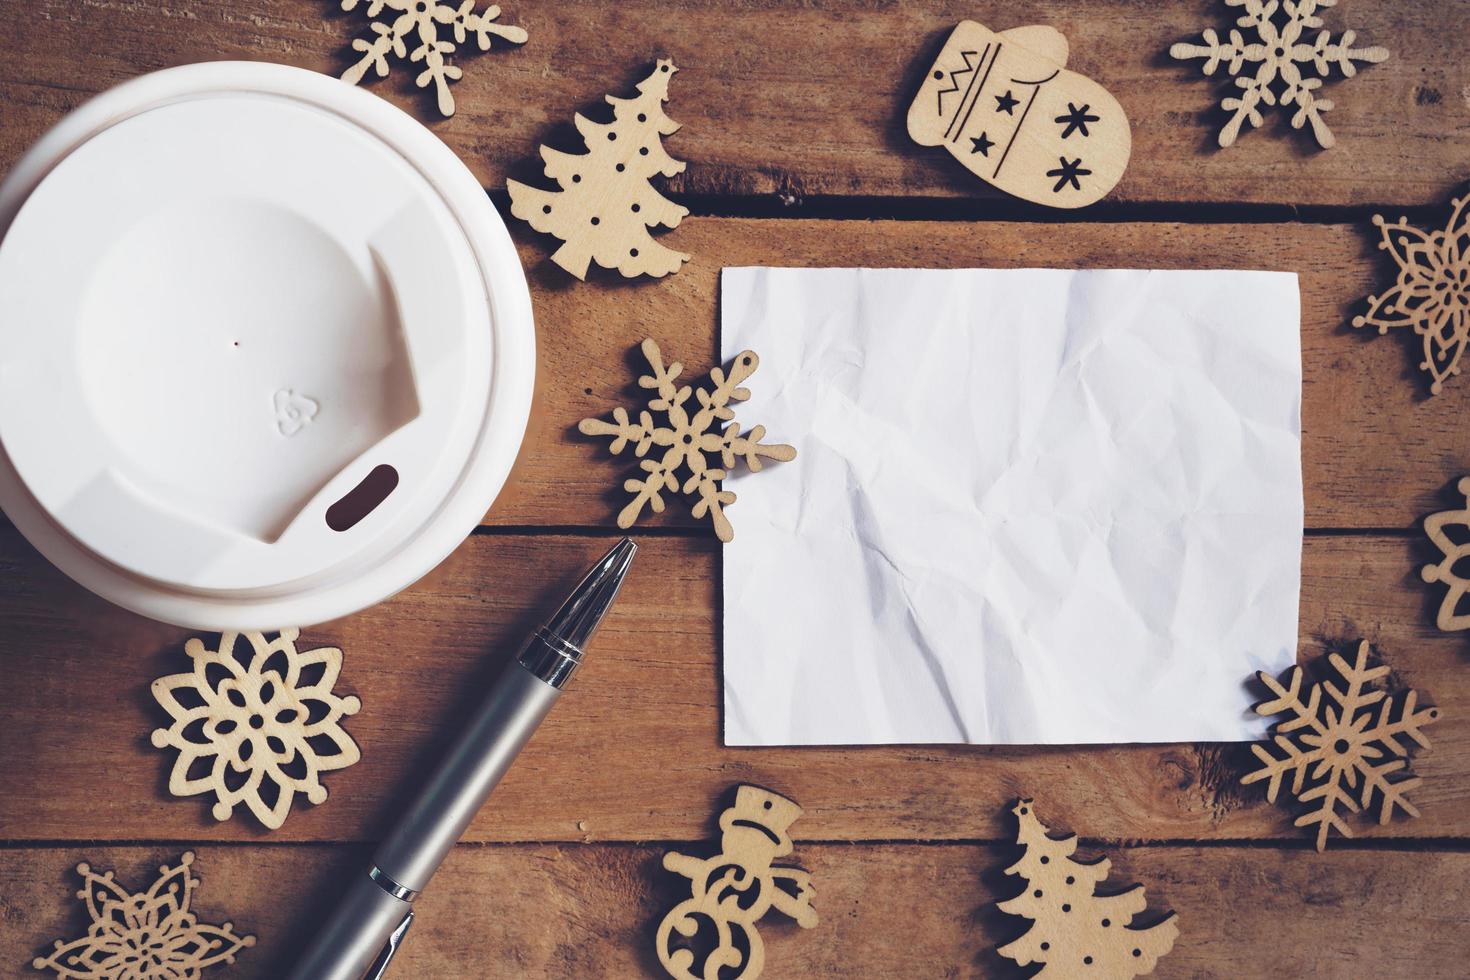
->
xmin=3 ymin=1 xmax=1470 ymax=977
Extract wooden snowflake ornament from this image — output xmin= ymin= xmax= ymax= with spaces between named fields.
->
xmin=508 ymin=60 xmax=689 ymax=280
xmin=1352 ymin=191 xmax=1470 ymax=395
xmin=339 ymin=0 xmax=527 ymax=117
xmin=997 ymin=799 xmax=1178 ymax=978
xmin=1421 ymin=477 xmax=1470 ymax=630
xmin=655 ymin=785 xmax=818 ymax=980
xmin=151 ymin=630 xmax=362 ymax=830
xmin=579 ymin=339 xmax=795 ymax=542
xmin=1242 ymin=642 xmax=1440 ymax=850
xmin=1170 ymin=0 xmax=1389 ymax=148
xmin=33 ymin=852 xmax=254 ymax=978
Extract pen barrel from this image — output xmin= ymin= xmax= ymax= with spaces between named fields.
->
xmin=284 ymin=872 xmax=410 ymax=980
xmin=374 ymin=653 xmax=562 ymax=893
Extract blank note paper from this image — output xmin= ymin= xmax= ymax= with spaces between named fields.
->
xmin=721 ymin=267 xmax=1302 ymax=746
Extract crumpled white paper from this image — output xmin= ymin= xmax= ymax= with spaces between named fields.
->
xmin=721 ymin=267 xmax=1302 ymax=746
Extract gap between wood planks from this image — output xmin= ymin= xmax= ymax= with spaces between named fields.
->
xmin=485 ymin=189 xmax=1450 ymax=228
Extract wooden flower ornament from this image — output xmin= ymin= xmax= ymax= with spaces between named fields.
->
xmin=1422 ymin=476 xmax=1470 ymax=630
xmin=1353 ymin=192 xmax=1470 ymax=395
xmin=32 ymin=852 xmax=254 ymax=978
xmin=1242 ymin=642 xmax=1439 ymax=850
xmin=150 ymin=630 xmax=362 ymax=830
xmin=579 ymin=339 xmax=795 ymax=542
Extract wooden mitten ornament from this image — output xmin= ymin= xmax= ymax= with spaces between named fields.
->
xmin=908 ymin=21 xmax=1131 ymax=208
xmin=508 ymin=59 xmax=689 ymax=280
xmin=33 ymin=852 xmax=255 ymax=978
xmin=997 ymin=799 xmax=1178 ymax=978
xmin=150 ymin=630 xmax=362 ymax=830
xmin=656 ymin=785 xmax=818 ymax=980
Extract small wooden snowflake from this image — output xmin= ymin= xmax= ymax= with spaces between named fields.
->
xmin=33 ymin=851 xmax=254 ymax=978
xmin=338 ymin=0 xmax=528 ymax=117
xmin=151 ymin=630 xmax=362 ymax=830
xmin=1352 ymin=192 xmax=1470 ymax=395
xmin=1170 ymin=0 xmax=1388 ymax=148
xmin=1242 ymin=641 xmax=1439 ymax=850
xmin=579 ymin=339 xmax=796 ymax=542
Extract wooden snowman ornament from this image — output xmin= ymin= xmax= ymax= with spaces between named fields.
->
xmin=908 ymin=21 xmax=1131 ymax=208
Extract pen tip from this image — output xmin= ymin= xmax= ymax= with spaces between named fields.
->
xmin=545 ymin=538 xmax=638 ymax=652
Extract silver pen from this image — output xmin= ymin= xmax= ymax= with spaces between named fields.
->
xmin=286 ymin=538 xmax=638 ymax=980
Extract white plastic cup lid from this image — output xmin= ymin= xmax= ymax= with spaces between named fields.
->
xmin=0 ymin=62 xmax=535 ymax=629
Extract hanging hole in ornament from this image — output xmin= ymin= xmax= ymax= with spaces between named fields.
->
xmin=639 ymin=147 xmax=649 ymax=156
xmin=542 ymin=204 xmax=551 ymax=214
xmin=1101 ymin=919 xmax=1110 ymax=927
xmin=591 ymin=217 xmax=600 ymax=226
xmin=630 ymin=248 xmax=639 ymax=257
xmin=1040 ymin=942 xmax=1050 ymax=951
xmin=616 ymin=163 xmax=625 ymax=172
xmin=1084 ymin=956 xmax=1094 ymax=965
xmin=572 ymin=174 xmax=582 ymax=183
xmin=638 ymin=113 xmax=647 ymax=121
xmin=1033 ymin=889 xmax=1042 ymax=898
xmin=608 ymin=132 xmax=617 ymax=141
xmin=1062 ymin=904 xmax=1071 ymax=912
xmin=632 ymin=203 xmax=641 ymax=212
xmin=1133 ymin=949 xmax=1142 ymax=957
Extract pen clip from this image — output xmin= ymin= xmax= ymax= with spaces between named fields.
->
xmin=364 ymin=909 xmax=414 ymax=980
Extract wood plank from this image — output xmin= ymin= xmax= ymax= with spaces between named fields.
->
xmin=2 ymin=526 xmax=1465 ymax=844
xmin=1 ymin=842 xmax=1466 ymax=977
xmin=1 ymin=2 xmax=1466 ymax=207
xmin=495 ymin=218 xmax=1467 ymax=532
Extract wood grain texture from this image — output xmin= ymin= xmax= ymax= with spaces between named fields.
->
xmin=2 ymin=843 xmax=1466 ymax=978
xmin=1 ymin=2 xmax=1466 ymax=207
xmin=1 ymin=525 xmax=1464 ymax=844
xmin=495 ymin=217 xmax=1470 ymax=532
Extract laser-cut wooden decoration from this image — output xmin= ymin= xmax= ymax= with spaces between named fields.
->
xmin=150 ymin=630 xmax=362 ymax=830
xmin=579 ymin=339 xmax=795 ymax=542
xmin=339 ymin=0 xmax=527 ymax=117
xmin=32 ymin=852 xmax=255 ymax=978
xmin=1171 ymin=0 xmax=1389 ymax=149
xmin=1422 ymin=476 xmax=1470 ymax=629
xmin=996 ymin=799 xmax=1178 ymax=978
xmin=908 ymin=21 xmax=1131 ymax=208
xmin=1242 ymin=641 xmax=1440 ymax=850
xmin=508 ymin=59 xmax=689 ymax=279
xmin=656 ymin=785 xmax=819 ymax=980
xmin=1352 ymin=191 xmax=1470 ymax=395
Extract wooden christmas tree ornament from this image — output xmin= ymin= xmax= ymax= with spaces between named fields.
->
xmin=150 ymin=630 xmax=362 ymax=830
xmin=996 ymin=799 xmax=1178 ymax=979
xmin=32 ymin=852 xmax=254 ymax=978
xmin=656 ymin=785 xmax=819 ymax=980
xmin=578 ymin=339 xmax=795 ymax=542
xmin=908 ymin=21 xmax=1132 ymax=208
xmin=1423 ymin=477 xmax=1470 ymax=629
xmin=1171 ymin=0 xmax=1389 ymax=149
xmin=1242 ymin=641 xmax=1440 ymax=850
xmin=1352 ymin=191 xmax=1470 ymax=395
xmin=508 ymin=59 xmax=689 ymax=279
xmin=339 ymin=0 xmax=528 ymax=117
